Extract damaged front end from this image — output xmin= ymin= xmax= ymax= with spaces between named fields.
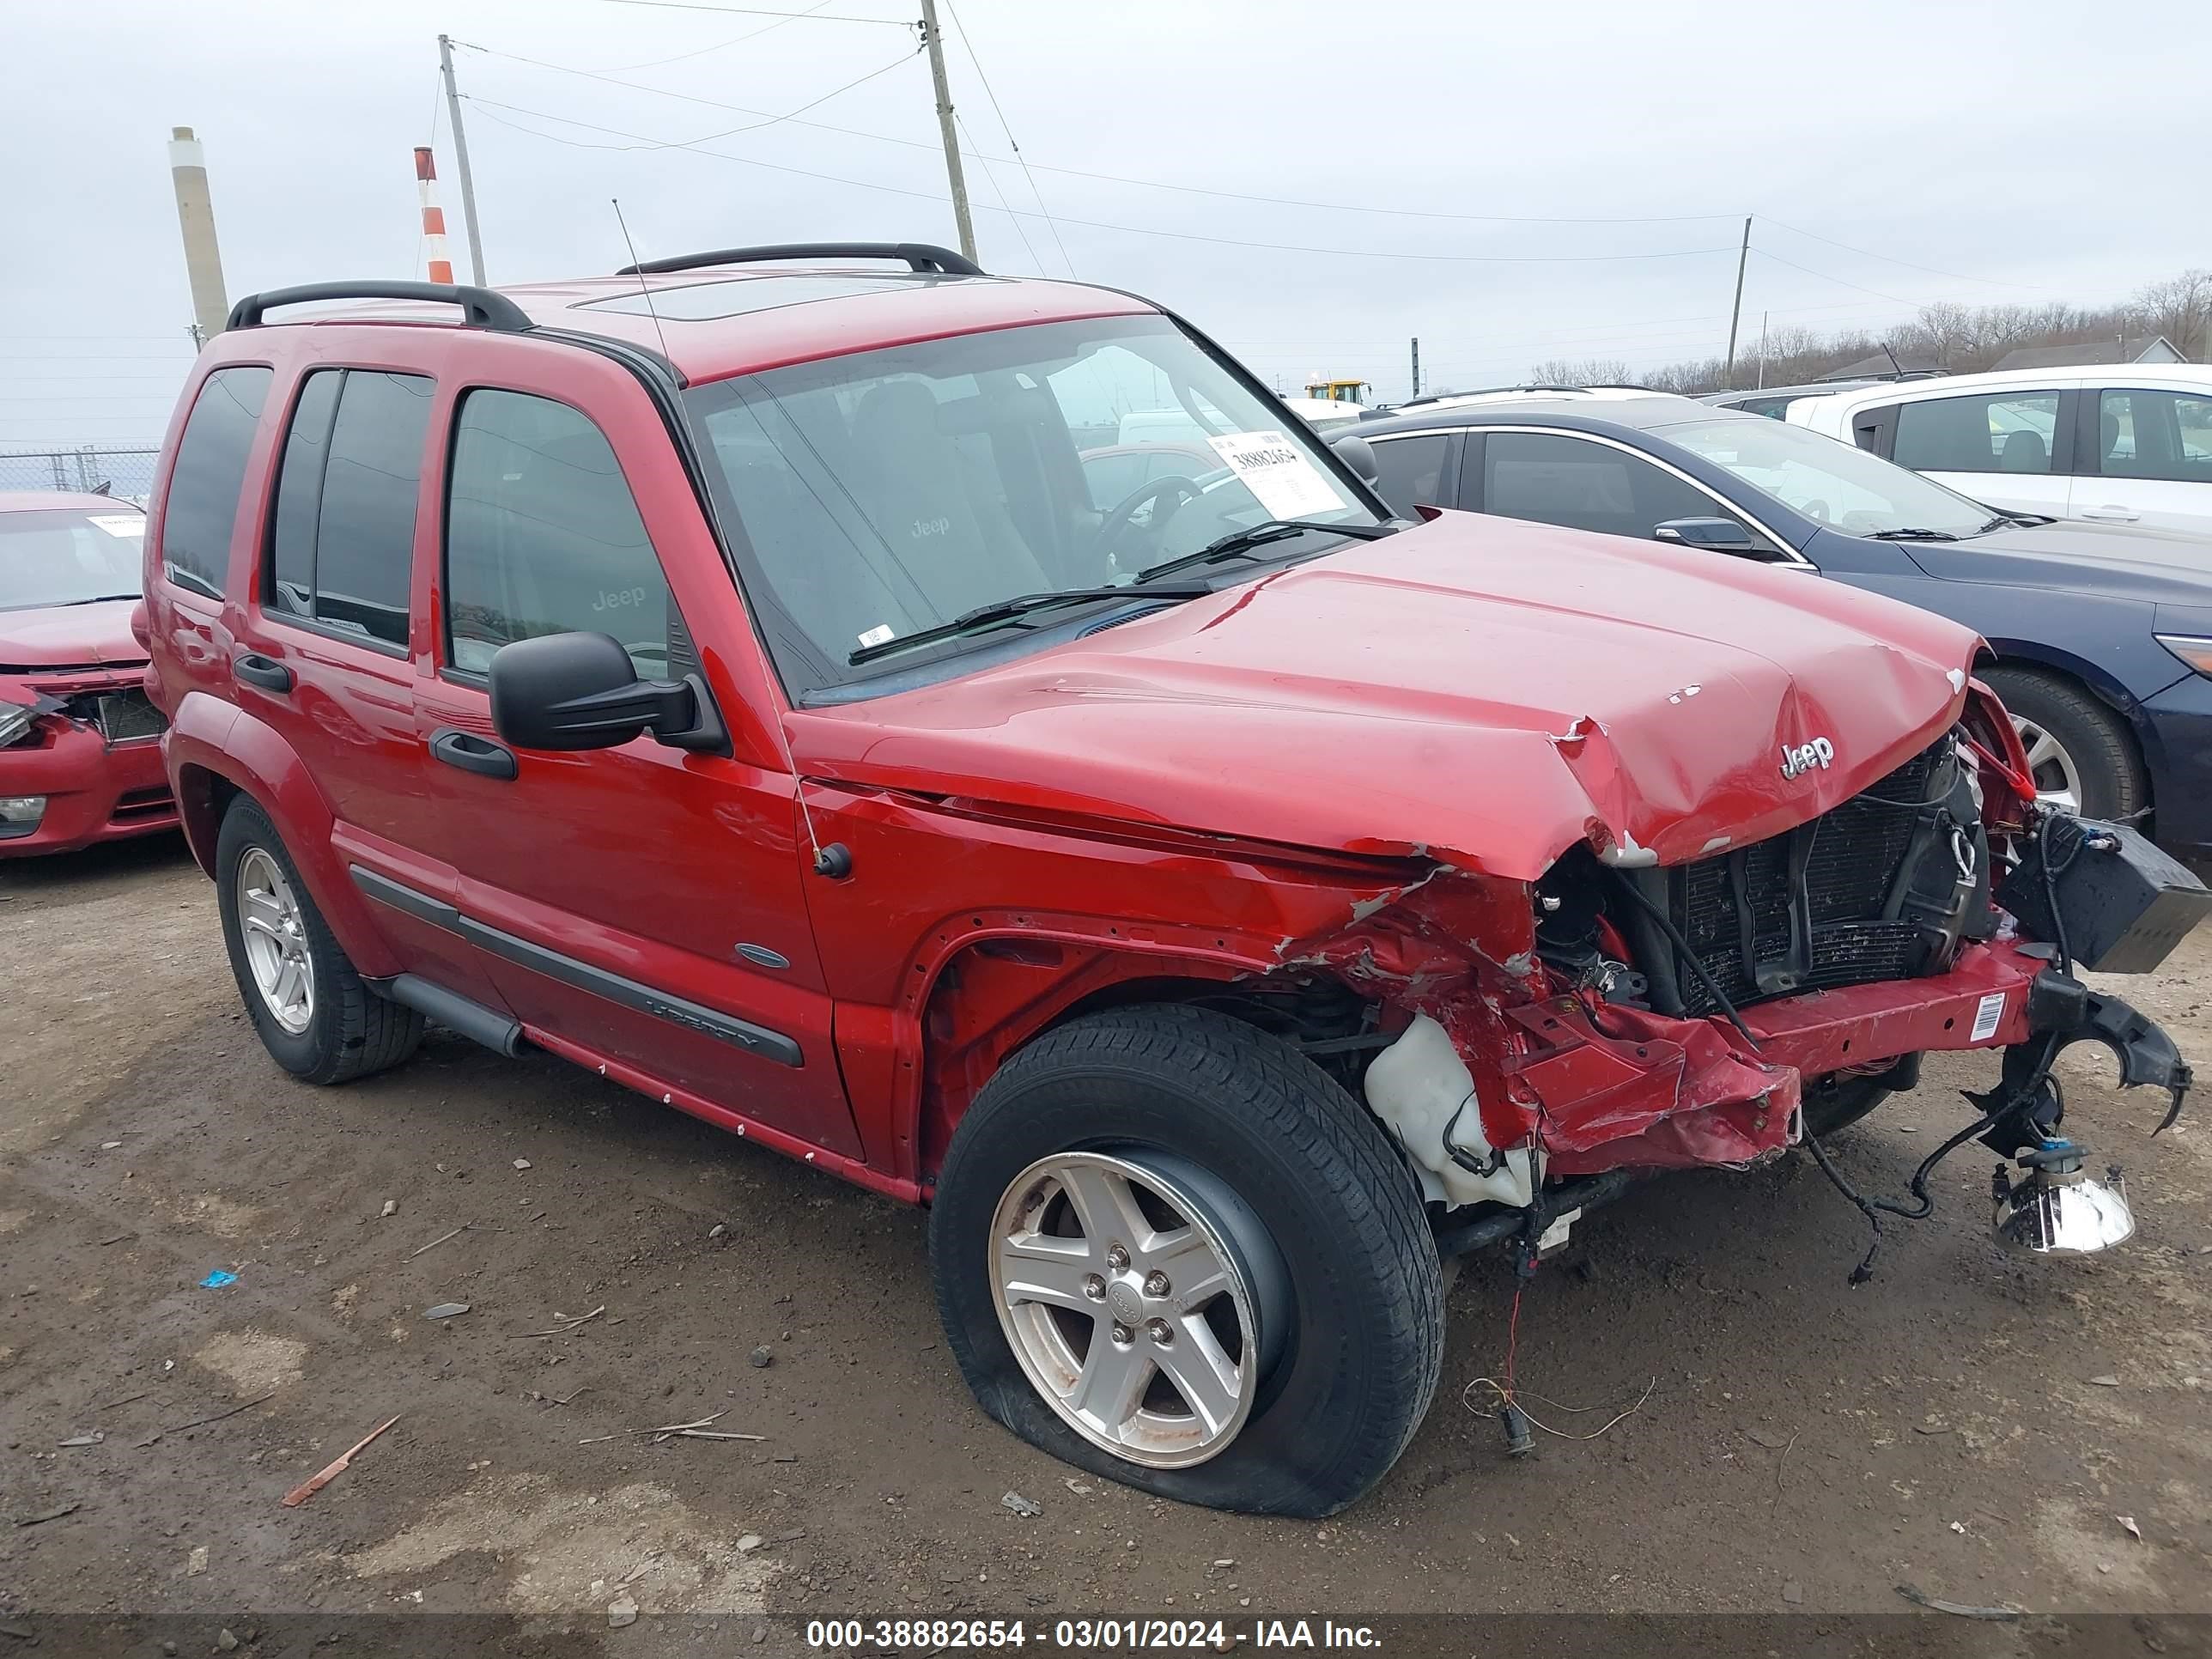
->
xmin=1288 ymin=689 xmax=2207 ymax=1274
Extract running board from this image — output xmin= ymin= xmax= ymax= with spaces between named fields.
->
xmin=371 ymin=973 xmax=529 ymax=1059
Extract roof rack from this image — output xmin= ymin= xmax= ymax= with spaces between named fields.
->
xmin=226 ymin=281 xmax=532 ymax=332
xmin=615 ymin=241 xmax=985 ymax=279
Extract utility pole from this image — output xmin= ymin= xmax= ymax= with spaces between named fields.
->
xmin=1756 ymin=311 xmax=1769 ymax=389
xmin=438 ymin=34 xmax=488 ymax=284
xmin=1722 ymin=214 xmax=1751 ymax=390
xmin=916 ymin=0 xmax=977 ymax=266
xmin=1409 ymin=337 xmax=1420 ymax=399
xmin=167 ymin=127 xmax=229 ymax=343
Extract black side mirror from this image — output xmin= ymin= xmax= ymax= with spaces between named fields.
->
xmin=1654 ymin=516 xmax=1754 ymax=551
xmin=488 ymin=631 xmax=724 ymax=753
xmin=1328 ymin=433 xmax=1382 ymax=491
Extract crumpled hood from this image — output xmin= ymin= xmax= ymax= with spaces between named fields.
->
xmin=787 ymin=512 xmax=1983 ymax=882
xmin=1 ymin=599 xmax=142 ymax=671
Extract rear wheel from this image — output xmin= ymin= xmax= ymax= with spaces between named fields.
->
xmin=1980 ymin=665 xmax=2145 ymax=821
xmin=216 ymin=795 xmax=422 ymax=1085
xmin=929 ymin=1004 xmax=1444 ymax=1516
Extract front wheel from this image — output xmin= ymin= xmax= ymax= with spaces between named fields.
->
xmin=929 ymin=1004 xmax=1444 ymax=1516
xmin=1980 ymin=665 xmax=2146 ymax=821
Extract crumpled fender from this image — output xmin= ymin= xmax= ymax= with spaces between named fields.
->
xmin=1285 ymin=866 xmax=1798 ymax=1171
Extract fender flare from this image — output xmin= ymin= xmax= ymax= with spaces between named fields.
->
xmin=167 ymin=690 xmax=404 ymax=979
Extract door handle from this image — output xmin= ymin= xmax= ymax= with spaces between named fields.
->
xmin=2081 ymin=506 xmax=2141 ymax=523
xmin=429 ymin=727 xmax=518 ymax=781
xmin=232 ymin=652 xmax=293 ymax=693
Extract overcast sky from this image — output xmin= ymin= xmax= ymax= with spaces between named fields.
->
xmin=4 ymin=0 xmax=2204 ymax=450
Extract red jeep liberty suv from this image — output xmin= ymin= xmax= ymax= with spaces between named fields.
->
xmin=141 ymin=246 xmax=2202 ymax=1516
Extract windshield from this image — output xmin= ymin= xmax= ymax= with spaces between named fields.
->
xmin=1663 ymin=417 xmax=1993 ymax=538
xmin=0 ymin=507 xmax=145 ymax=611
xmin=683 ymin=313 xmax=1377 ymax=691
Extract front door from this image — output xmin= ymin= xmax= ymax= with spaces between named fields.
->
xmin=410 ymin=360 xmax=859 ymax=1158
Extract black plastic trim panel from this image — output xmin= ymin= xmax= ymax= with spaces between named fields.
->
xmin=348 ymin=865 xmax=801 ymax=1067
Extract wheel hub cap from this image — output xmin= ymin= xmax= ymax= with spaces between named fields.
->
xmin=2012 ymin=714 xmax=2084 ymax=816
xmin=988 ymin=1150 xmax=1283 ymax=1470
xmin=237 ymin=847 xmax=315 ymax=1036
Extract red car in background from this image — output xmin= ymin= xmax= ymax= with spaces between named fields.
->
xmin=0 ymin=492 xmax=178 ymax=854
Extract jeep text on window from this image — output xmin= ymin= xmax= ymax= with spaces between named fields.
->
xmin=443 ymin=389 xmax=672 ymax=678
xmin=161 ymin=365 xmax=273 ymax=599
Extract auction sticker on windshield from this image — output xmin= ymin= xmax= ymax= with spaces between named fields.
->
xmin=1206 ymin=430 xmax=1342 ymax=520
xmin=88 ymin=514 xmax=144 ymax=538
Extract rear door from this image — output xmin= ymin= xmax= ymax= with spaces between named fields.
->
xmin=1881 ymin=386 xmax=2075 ymax=518
xmin=2072 ymin=386 xmax=2212 ymax=533
xmin=408 ymin=347 xmax=860 ymax=1157
xmin=1364 ymin=431 xmax=1458 ymax=517
xmin=235 ymin=354 xmax=508 ymax=1006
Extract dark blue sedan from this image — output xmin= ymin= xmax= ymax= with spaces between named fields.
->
xmin=1342 ymin=392 xmax=2212 ymax=855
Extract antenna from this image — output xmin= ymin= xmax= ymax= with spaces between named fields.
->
xmin=611 ymin=198 xmax=672 ymax=365
xmin=1881 ymin=340 xmax=1904 ymax=380
xmin=605 ymin=201 xmax=842 ymax=874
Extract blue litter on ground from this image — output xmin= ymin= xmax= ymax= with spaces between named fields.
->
xmin=200 ymin=1270 xmax=239 ymax=1288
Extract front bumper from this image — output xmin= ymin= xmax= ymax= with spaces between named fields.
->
xmin=0 ymin=708 xmax=177 ymax=857
xmin=1510 ymin=935 xmax=2061 ymax=1174
xmin=2140 ymin=668 xmax=2212 ymax=858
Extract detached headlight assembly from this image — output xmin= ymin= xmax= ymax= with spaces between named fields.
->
xmin=0 ymin=702 xmax=38 ymax=748
xmin=2155 ymin=635 xmax=2212 ymax=678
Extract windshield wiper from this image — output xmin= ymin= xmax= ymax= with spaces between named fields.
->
xmin=1133 ymin=518 xmax=1396 ymax=586
xmin=58 ymin=593 xmax=140 ymax=606
xmin=1864 ymin=526 xmax=1962 ymax=542
xmin=848 ymin=584 xmax=1212 ymax=666
xmin=1977 ymin=511 xmax=2052 ymax=532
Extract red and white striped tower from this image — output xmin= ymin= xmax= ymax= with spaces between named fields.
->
xmin=414 ymin=147 xmax=454 ymax=285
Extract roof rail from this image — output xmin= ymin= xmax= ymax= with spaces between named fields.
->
xmin=226 ymin=281 xmax=532 ymax=333
xmin=615 ymin=241 xmax=986 ymax=279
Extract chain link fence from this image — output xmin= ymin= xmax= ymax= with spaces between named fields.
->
xmin=0 ymin=447 xmax=161 ymax=501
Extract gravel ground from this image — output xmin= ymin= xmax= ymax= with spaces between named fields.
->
xmin=3 ymin=836 xmax=2209 ymax=1652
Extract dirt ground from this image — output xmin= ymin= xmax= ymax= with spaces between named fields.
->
xmin=3 ymin=836 xmax=2210 ymax=1653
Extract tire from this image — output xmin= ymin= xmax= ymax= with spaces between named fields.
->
xmin=1802 ymin=1074 xmax=1893 ymax=1137
xmin=215 ymin=794 xmax=423 ymax=1085
xmin=1980 ymin=665 xmax=2146 ymax=822
xmin=929 ymin=1003 xmax=1444 ymax=1517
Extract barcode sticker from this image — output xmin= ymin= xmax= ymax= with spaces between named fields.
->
xmin=1970 ymin=991 xmax=2007 ymax=1043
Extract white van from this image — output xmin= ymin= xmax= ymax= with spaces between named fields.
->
xmin=1789 ymin=364 xmax=2212 ymax=535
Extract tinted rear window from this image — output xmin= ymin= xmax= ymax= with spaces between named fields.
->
xmin=161 ymin=366 xmax=273 ymax=599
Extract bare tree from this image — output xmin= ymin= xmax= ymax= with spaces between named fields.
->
xmin=2130 ymin=270 xmax=2212 ymax=358
xmin=1527 ymin=358 xmax=1635 ymax=386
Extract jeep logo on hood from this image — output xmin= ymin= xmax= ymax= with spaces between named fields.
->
xmin=1780 ymin=736 xmax=1836 ymax=780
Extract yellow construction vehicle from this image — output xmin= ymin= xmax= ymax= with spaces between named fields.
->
xmin=1304 ymin=376 xmax=1370 ymax=404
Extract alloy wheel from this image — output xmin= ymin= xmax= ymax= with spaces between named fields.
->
xmin=2012 ymin=714 xmax=2084 ymax=815
xmin=236 ymin=847 xmax=315 ymax=1035
xmin=988 ymin=1150 xmax=1285 ymax=1469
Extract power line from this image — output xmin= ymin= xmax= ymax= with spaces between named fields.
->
xmin=1750 ymin=247 xmax=1928 ymax=308
xmin=594 ymin=0 xmax=912 ymax=22
xmin=941 ymin=0 xmax=1073 ymax=277
xmin=605 ymin=0 xmax=839 ymax=70
xmin=1754 ymin=215 xmax=2052 ymax=292
xmin=456 ymin=38 xmax=921 ymax=152
xmin=458 ymin=36 xmax=1740 ymax=228
xmin=465 ymin=97 xmax=1741 ymax=265
xmin=955 ymin=110 xmax=1043 ymax=275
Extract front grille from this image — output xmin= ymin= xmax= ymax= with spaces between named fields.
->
xmin=1668 ymin=739 xmax=1948 ymax=1017
xmin=60 ymin=687 xmax=167 ymax=744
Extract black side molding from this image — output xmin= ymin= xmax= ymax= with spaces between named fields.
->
xmin=227 ymin=281 xmax=532 ymax=332
xmin=374 ymin=974 xmax=528 ymax=1058
xmin=616 ymin=241 xmax=983 ymax=278
xmin=348 ymin=864 xmax=802 ymax=1069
